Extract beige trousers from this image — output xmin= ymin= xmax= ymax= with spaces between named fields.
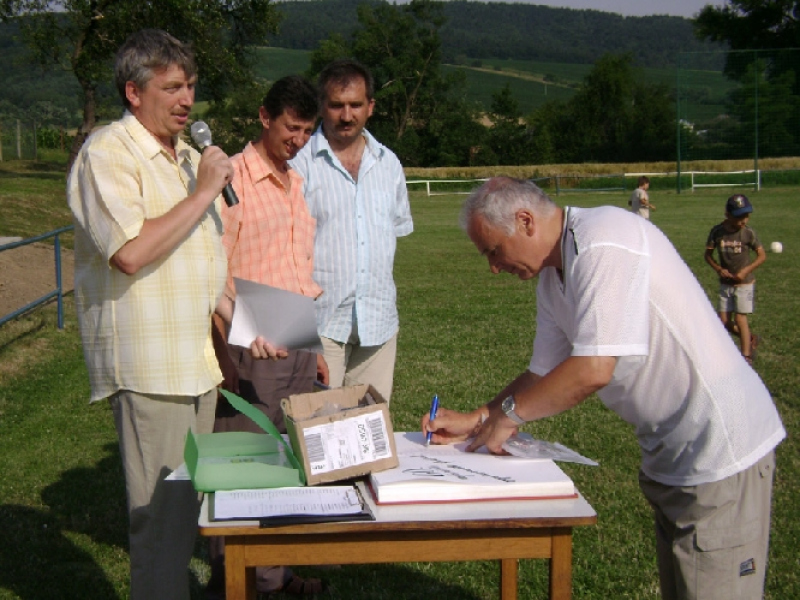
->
xmin=110 ymin=388 xmax=217 ymax=600
xmin=321 ymin=332 xmax=398 ymax=403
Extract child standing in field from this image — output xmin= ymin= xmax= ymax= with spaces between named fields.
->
xmin=705 ymin=194 xmax=767 ymax=365
xmin=628 ymin=175 xmax=655 ymax=219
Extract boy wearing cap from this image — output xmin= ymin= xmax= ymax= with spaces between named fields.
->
xmin=705 ymin=194 xmax=767 ymax=364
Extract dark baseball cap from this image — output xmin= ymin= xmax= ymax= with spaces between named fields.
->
xmin=726 ymin=194 xmax=753 ymax=217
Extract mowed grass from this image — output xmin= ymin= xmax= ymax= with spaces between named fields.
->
xmin=0 ymin=159 xmax=799 ymax=598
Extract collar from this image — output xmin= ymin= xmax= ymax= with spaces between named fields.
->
xmin=121 ymin=109 xmax=191 ymax=162
xmin=558 ymin=207 xmax=576 ymax=291
xmin=309 ymin=125 xmax=384 ymax=161
xmin=121 ymin=110 xmax=190 ymax=163
xmin=240 ymin=141 xmax=299 ymax=189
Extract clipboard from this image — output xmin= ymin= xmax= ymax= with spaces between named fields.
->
xmin=259 ymin=485 xmax=375 ymax=527
xmin=209 ymin=484 xmax=375 ymax=527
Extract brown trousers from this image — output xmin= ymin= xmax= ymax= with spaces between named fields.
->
xmin=207 ymin=348 xmax=317 ymax=594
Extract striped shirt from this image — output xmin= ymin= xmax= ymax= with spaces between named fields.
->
xmin=67 ymin=111 xmax=226 ymax=402
xmin=290 ymin=128 xmax=413 ymax=346
xmin=223 ymin=142 xmax=321 ymax=298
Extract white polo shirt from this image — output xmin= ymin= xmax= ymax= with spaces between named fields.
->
xmin=530 ymin=206 xmax=784 ymax=486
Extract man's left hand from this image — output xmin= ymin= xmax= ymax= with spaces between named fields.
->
xmin=249 ymin=336 xmax=288 ymax=360
xmin=466 ymin=406 xmax=519 ymax=454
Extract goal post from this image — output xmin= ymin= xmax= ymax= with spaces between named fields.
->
xmin=676 ymin=48 xmax=800 ymax=193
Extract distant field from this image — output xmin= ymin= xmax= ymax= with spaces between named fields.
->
xmin=251 ymin=46 xmax=312 ymax=82
xmin=443 ymin=64 xmax=574 ymax=113
xmin=250 ymin=47 xmax=733 ymax=122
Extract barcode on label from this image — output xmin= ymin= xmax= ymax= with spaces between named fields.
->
xmin=368 ymin=416 xmax=387 ymax=456
xmin=305 ymin=432 xmax=326 ymax=464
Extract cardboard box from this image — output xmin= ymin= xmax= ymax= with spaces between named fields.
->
xmin=281 ymin=384 xmax=398 ymax=486
xmin=184 ymin=389 xmax=304 ymax=492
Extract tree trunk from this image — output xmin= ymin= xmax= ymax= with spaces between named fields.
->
xmin=68 ymin=84 xmax=97 ymax=173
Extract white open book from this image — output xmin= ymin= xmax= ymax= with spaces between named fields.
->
xmin=368 ymin=432 xmax=576 ymax=505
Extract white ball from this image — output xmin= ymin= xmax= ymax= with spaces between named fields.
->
xmin=770 ymin=241 xmax=783 ymax=253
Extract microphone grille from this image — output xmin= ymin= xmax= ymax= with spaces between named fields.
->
xmin=190 ymin=120 xmax=213 ymax=148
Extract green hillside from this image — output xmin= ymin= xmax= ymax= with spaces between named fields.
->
xmin=269 ymin=0 xmax=725 ymax=69
xmin=250 ymin=47 xmax=730 ymax=122
xmin=250 ymin=47 xmax=311 ymax=83
xmin=443 ymin=65 xmax=576 ymax=114
xmin=2 ymin=1 xmax=730 ymax=128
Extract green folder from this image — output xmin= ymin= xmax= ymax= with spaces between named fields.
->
xmin=184 ymin=389 xmax=306 ymax=492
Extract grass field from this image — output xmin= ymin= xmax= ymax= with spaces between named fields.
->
xmin=1 ymin=158 xmax=798 ymax=599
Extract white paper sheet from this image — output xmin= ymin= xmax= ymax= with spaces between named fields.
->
xmin=213 ymin=485 xmax=363 ymax=520
xmin=228 ymin=277 xmax=323 ymax=351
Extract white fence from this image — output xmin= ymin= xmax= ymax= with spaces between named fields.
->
xmin=405 ymin=171 xmax=766 ymax=197
xmin=628 ymin=170 xmax=762 ymax=192
xmin=406 ymin=178 xmax=489 ymax=196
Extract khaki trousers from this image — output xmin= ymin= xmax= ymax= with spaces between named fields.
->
xmin=639 ymin=451 xmax=776 ymax=600
xmin=110 ymin=388 xmax=217 ymax=600
xmin=321 ymin=332 xmax=398 ymax=403
xmin=207 ymin=349 xmax=317 ymax=593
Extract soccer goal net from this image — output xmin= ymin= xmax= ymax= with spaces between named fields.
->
xmin=686 ymin=169 xmax=760 ymax=191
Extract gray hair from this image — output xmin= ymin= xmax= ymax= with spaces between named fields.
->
xmin=114 ymin=29 xmax=197 ymax=108
xmin=460 ymin=177 xmax=557 ymax=235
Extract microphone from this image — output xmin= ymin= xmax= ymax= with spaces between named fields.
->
xmin=190 ymin=120 xmax=239 ymax=206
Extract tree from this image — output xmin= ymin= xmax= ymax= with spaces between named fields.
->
xmin=532 ymin=53 xmax=675 ymax=163
xmin=694 ymin=1 xmax=800 ymax=53
xmin=694 ymin=3 xmax=800 ymax=159
xmin=306 ymin=0 xmax=476 ymax=167
xmin=0 ymin=1 xmax=282 ymax=167
xmin=485 ymin=84 xmax=527 ymax=165
xmin=202 ymin=80 xmax=266 ymax=156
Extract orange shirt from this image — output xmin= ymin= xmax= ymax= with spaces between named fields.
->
xmin=222 ymin=142 xmax=322 ymax=298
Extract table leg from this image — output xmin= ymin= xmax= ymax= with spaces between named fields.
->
xmin=225 ymin=537 xmax=257 ymax=600
xmin=549 ymin=528 xmax=573 ymax=600
xmin=500 ymin=558 xmax=519 ymax=600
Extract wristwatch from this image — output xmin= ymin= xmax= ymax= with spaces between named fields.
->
xmin=501 ymin=394 xmax=525 ymax=425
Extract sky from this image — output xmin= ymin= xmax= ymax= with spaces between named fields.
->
xmin=479 ymin=0 xmax=716 ymax=18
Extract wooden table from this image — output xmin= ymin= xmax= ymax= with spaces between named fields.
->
xmin=199 ymin=482 xmax=596 ymax=600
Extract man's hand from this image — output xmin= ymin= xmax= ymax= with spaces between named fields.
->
xmin=466 ymin=406 xmax=519 ymax=454
xmin=249 ymin=336 xmax=288 ymax=361
xmin=196 ymin=145 xmax=234 ymax=203
xmin=422 ymin=407 xmax=485 ymax=446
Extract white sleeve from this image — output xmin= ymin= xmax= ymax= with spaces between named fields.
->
xmin=570 ymin=243 xmax=650 ymax=358
xmin=529 ymin=275 xmax=573 ymax=375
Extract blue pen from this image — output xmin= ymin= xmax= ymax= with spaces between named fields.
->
xmin=425 ymin=394 xmax=439 ymax=446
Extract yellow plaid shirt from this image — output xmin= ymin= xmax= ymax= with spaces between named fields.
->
xmin=68 ymin=112 xmax=226 ymax=402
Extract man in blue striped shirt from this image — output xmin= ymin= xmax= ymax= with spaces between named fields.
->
xmin=291 ymin=59 xmax=413 ymax=402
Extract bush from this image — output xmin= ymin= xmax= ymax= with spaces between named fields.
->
xmin=37 ymin=126 xmax=72 ymax=150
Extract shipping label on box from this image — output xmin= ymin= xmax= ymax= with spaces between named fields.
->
xmin=282 ymin=384 xmax=399 ymax=485
xmin=304 ymin=410 xmax=393 ymax=475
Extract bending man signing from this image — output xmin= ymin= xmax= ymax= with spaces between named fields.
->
xmin=423 ymin=177 xmax=784 ymax=600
